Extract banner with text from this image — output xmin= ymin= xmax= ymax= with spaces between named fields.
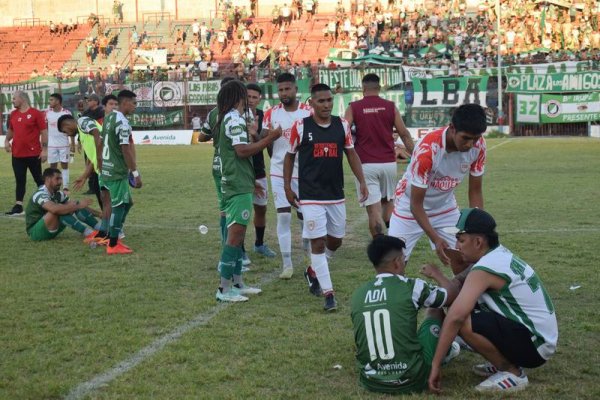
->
xmin=318 ymin=67 xmax=404 ymax=91
xmin=188 ymin=80 xmax=220 ymax=105
xmin=405 ymin=107 xmax=453 ymax=127
xmin=411 ymin=76 xmax=489 ymax=108
xmin=540 ymin=93 xmax=600 ymax=123
xmin=331 ymin=91 xmax=406 ymax=117
xmin=507 ymin=71 xmax=600 ymax=93
xmin=515 ymin=94 xmax=541 ymax=123
xmin=132 ymin=130 xmax=193 ymax=145
xmin=129 ymin=110 xmax=184 ymax=128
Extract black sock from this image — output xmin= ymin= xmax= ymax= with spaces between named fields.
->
xmin=96 ymin=230 xmax=107 ymax=238
xmin=384 ymin=220 xmax=390 ymax=228
xmin=241 ymin=244 xmax=246 ymax=254
xmin=255 ymin=226 xmax=265 ymax=246
xmin=109 ymin=237 xmax=118 ymax=247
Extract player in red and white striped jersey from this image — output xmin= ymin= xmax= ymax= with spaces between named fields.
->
xmin=262 ymin=73 xmax=313 ymax=279
xmin=389 ymin=104 xmax=487 ymax=265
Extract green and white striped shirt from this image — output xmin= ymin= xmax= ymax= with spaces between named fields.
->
xmin=473 ymin=245 xmax=558 ymax=360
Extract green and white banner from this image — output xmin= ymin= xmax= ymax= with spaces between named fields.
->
xmin=506 ymin=61 xmax=593 ymax=75
xmin=404 ymin=107 xmax=453 ymax=127
xmin=507 ymin=71 xmax=600 ymax=93
xmin=540 ymin=93 xmax=600 ymax=123
xmin=188 ymin=80 xmax=220 ymax=106
xmin=318 ymin=67 xmax=404 ymax=91
xmin=411 ymin=76 xmax=488 ymax=108
xmin=332 ymin=91 xmax=406 ymax=117
xmin=1 ymin=80 xmax=80 ymax=111
xmin=515 ymin=94 xmax=541 ymax=123
xmin=129 ymin=110 xmax=184 ymax=127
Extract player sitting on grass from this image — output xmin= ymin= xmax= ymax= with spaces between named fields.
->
xmin=351 ymin=235 xmax=461 ymax=394
xmin=428 ymin=208 xmax=558 ymax=393
xmin=25 ymin=167 xmax=103 ymax=242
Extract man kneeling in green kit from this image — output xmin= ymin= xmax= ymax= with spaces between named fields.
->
xmin=351 ymin=235 xmax=463 ymax=394
xmin=26 ymin=167 xmax=101 ymax=242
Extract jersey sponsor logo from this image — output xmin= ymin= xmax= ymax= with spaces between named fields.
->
xmin=376 ymin=362 xmax=408 ymax=371
xmin=313 ymin=143 xmax=338 ymax=158
xmin=364 ymin=288 xmax=387 ymax=303
xmin=362 ymin=107 xmax=387 ymax=114
xmin=430 ymin=176 xmax=460 ymax=192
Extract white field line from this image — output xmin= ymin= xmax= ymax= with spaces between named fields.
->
xmin=65 ymin=213 xmax=368 ymax=400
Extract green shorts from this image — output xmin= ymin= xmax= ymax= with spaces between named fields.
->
xmin=418 ymin=317 xmax=442 ymax=367
xmin=213 ymin=173 xmax=225 ymax=212
xmin=97 ymin=174 xmax=108 ymax=190
xmin=27 ymin=217 xmax=66 ymax=241
xmin=104 ymin=178 xmax=132 ymax=207
xmin=224 ymin=193 xmax=253 ymax=227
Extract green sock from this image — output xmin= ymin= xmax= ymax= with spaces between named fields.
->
xmin=75 ymin=209 xmax=99 ymax=229
xmin=234 ymin=254 xmax=243 ymax=276
xmin=101 ymin=218 xmax=110 ymax=233
xmin=60 ymin=214 xmax=87 ymax=234
xmin=219 ymin=244 xmax=240 ymax=280
xmin=220 ymin=215 xmax=227 ymax=244
xmin=122 ymin=203 xmax=132 ymax=224
xmin=109 ymin=205 xmax=126 ymax=239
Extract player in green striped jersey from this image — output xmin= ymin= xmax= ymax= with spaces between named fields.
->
xmin=100 ymin=90 xmax=141 ymax=255
xmin=351 ymin=235 xmax=461 ymax=394
xmin=199 ymin=77 xmax=236 ymax=244
xmin=57 ymin=95 xmax=119 ymax=243
xmin=25 ymin=168 xmax=101 ymax=242
xmin=214 ymin=80 xmax=281 ymax=302
xmin=429 ymin=208 xmax=558 ymax=393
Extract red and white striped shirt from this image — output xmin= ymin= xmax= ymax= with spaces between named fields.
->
xmin=393 ymin=127 xmax=486 ymax=219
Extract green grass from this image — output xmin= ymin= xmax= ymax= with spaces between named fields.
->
xmin=1 ymin=138 xmax=599 ymax=399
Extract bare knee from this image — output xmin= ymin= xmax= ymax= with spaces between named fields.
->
xmin=326 ymin=235 xmax=342 ymax=251
xmin=311 ymin=237 xmax=326 ymax=253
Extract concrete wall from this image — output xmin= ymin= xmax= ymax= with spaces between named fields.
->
xmin=0 ymin=0 xmax=344 ymax=27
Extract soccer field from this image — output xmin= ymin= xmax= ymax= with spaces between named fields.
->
xmin=1 ymin=137 xmax=599 ymax=399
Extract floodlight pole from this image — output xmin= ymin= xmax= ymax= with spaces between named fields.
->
xmin=496 ymin=0 xmax=504 ymax=131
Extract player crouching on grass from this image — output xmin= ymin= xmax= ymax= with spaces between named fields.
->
xmin=215 ymin=80 xmax=282 ymax=302
xmin=25 ymin=167 xmax=103 ymax=242
xmin=351 ymin=235 xmax=462 ymax=394
xmin=428 ymin=208 xmax=558 ymax=393
xmin=284 ymin=83 xmax=369 ymax=311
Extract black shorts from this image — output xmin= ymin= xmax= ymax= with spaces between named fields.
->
xmin=471 ymin=309 xmax=546 ymax=369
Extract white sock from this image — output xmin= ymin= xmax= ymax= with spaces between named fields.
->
xmin=311 ymin=252 xmax=332 ymax=292
xmin=277 ymin=212 xmax=293 ymax=268
xmin=325 ymin=247 xmax=336 ymax=259
xmin=62 ymin=168 xmax=70 ymax=189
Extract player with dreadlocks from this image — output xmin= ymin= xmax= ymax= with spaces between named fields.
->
xmin=214 ymin=80 xmax=281 ymax=302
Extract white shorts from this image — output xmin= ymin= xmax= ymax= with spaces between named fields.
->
xmin=300 ymin=202 xmax=346 ymax=239
xmin=355 ymin=162 xmax=397 ymax=207
xmin=48 ymin=147 xmax=70 ymax=164
xmin=270 ymin=175 xmax=298 ymax=209
xmin=253 ymin=177 xmax=268 ymax=206
xmin=388 ymin=208 xmax=460 ymax=262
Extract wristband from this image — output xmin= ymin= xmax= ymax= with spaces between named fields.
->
xmin=131 ymin=170 xmax=140 ymax=178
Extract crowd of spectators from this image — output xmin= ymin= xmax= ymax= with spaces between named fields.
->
xmin=14 ymin=0 xmax=600 ymax=85
xmin=325 ymin=0 xmax=599 ymax=71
